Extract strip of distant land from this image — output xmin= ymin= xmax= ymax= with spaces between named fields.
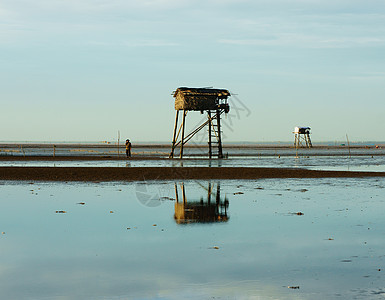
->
xmin=0 ymin=143 xmax=384 ymax=148
xmin=1 ymin=167 xmax=384 ymax=182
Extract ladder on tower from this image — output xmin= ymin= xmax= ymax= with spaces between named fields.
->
xmin=305 ymin=133 xmax=312 ymax=147
xmin=208 ymin=110 xmax=224 ymax=159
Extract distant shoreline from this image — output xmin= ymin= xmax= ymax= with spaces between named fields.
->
xmin=0 ymin=143 xmax=384 ymax=149
xmin=1 ymin=166 xmax=385 ymax=182
xmin=1 ymin=151 xmax=385 ymax=160
xmin=1 ymin=143 xmax=384 ymax=159
xmin=1 ymin=151 xmax=385 ymax=161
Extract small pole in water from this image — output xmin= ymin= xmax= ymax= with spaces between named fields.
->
xmin=20 ymin=145 xmax=26 ymax=157
xmin=117 ymin=130 xmax=120 ymax=158
xmin=346 ymin=134 xmax=351 ymax=159
xmin=20 ymin=145 xmax=25 ymax=157
xmin=53 ymin=145 xmax=56 ymax=157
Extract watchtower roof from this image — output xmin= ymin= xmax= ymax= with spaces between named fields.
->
xmin=173 ymin=87 xmax=230 ymax=111
xmin=173 ymin=87 xmax=230 ymax=98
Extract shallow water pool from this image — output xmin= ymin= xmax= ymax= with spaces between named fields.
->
xmin=1 ymin=155 xmax=385 ymax=172
xmin=1 ymin=178 xmax=385 ymax=299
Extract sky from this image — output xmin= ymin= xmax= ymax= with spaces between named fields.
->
xmin=1 ymin=0 xmax=385 ymax=143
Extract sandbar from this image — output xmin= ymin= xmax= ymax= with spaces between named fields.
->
xmin=1 ymin=166 xmax=384 ymax=182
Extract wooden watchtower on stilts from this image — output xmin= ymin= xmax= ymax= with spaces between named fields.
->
xmin=293 ymin=127 xmax=312 ymax=148
xmin=169 ymin=87 xmax=230 ymax=159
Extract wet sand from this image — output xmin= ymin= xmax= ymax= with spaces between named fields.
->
xmin=1 ymin=166 xmax=385 ymax=182
xmin=0 ymin=155 xmax=166 ymax=161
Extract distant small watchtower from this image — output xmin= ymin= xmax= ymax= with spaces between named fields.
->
xmin=169 ymin=87 xmax=230 ymax=159
xmin=293 ymin=127 xmax=312 ymax=148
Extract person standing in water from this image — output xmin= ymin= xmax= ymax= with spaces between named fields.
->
xmin=125 ymin=139 xmax=132 ymax=158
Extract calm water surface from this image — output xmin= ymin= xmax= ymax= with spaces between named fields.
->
xmin=1 ymin=155 xmax=385 ymax=172
xmin=1 ymin=178 xmax=385 ymax=299
xmin=2 ymin=145 xmax=385 ymax=171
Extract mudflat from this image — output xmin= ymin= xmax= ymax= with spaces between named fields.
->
xmin=0 ymin=155 xmax=166 ymax=161
xmin=1 ymin=166 xmax=385 ymax=182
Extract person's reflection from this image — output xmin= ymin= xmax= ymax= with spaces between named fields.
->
xmin=174 ymin=182 xmax=229 ymax=224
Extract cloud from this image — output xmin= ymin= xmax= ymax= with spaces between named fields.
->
xmin=349 ymin=71 xmax=385 ymax=80
xmin=1 ymin=0 xmax=193 ymax=15
xmin=218 ymin=35 xmax=385 ymax=48
xmin=124 ymin=40 xmax=179 ymax=47
xmin=84 ymin=39 xmax=179 ymax=47
xmin=216 ymin=12 xmax=385 ymax=49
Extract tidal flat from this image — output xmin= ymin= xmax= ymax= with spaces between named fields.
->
xmin=1 ymin=178 xmax=385 ymax=299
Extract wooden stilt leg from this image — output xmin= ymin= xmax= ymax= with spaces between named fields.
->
xmin=181 ymin=183 xmax=186 ymax=204
xmin=216 ymin=109 xmax=223 ymax=158
xmin=208 ymin=111 xmax=212 ymax=159
xmin=207 ymin=182 xmax=211 ymax=204
xmin=180 ymin=110 xmax=186 ymax=159
xmin=307 ymin=133 xmax=312 ymax=148
xmin=175 ymin=183 xmax=179 ymax=203
xmin=216 ymin=183 xmax=220 ymax=204
xmin=170 ymin=110 xmax=180 ymax=158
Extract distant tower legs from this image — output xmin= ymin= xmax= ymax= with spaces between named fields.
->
xmin=294 ymin=133 xmax=299 ymax=148
xmin=306 ymin=133 xmax=312 ymax=147
xmin=294 ymin=133 xmax=312 ymax=149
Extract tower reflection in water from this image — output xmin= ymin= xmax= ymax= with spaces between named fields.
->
xmin=174 ymin=182 xmax=229 ymax=224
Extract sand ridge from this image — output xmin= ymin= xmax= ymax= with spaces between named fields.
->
xmin=1 ymin=166 xmax=385 ymax=182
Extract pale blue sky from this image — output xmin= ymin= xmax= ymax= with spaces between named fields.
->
xmin=1 ymin=0 xmax=385 ymax=142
